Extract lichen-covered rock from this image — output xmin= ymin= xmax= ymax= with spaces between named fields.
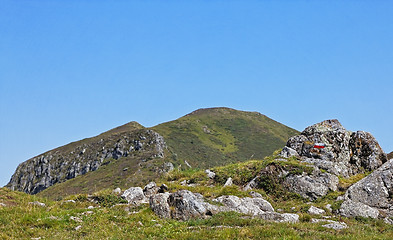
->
xmin=285 ymin=119 xmax=387 ymax=177
xmin=213 ymin=195 xmax=274 ymax=215
xmin=149 ymin=193 xmax=171 ymax=219
xmin=258 ymin=212 xmax=299 ymax=223
xmin=121 ymin=187 xmax=147 ymax=205
xmin=284 ymin=170 xmax=338 ymax=200
xmin=341 ymin=159 xmax=393 ymax=217
xmin=339 ymin=199 xmax=379 ymax=219
xmin=7 ymin=128 xmax=167 ymax=194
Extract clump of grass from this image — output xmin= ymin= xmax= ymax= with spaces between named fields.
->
xmin=338 ymin=172 xmax=370 ymax=190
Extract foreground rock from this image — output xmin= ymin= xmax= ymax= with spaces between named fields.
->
xmin=149 ymin=190 xmax=298 ymax=222
xmin=340 ymin=159 xmax=393 ymax=218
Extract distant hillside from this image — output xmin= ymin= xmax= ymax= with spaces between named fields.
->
xmin=388 ymin=151 xmax=393 ymax=160
xmin=152 ymin=107 xmax=299 ymax=169
xmin=7 ymin=107 xmax=299 ymax=199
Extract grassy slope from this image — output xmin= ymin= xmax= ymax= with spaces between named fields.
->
xmin=152 ymin=107 xmax=299 ymax=169
xmin=36 ymin=107 xmax=298 ymax=199
xmin=2 ymin=153 xmax=393 ymax=239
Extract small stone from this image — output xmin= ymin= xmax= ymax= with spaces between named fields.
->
xmin=63 ymin=200 xmax=76 ymax=203
xmin=322 ymin=222 xmax=347 ymax=230
xmin=87 ymin=206 xmax=94 ymax=209
xmin=29 ymin=201 xmax=46 ymax=207
xmin=112 ymin=187 xmax=121 ymax=195
xmin=70 ymin=216 xmax=82 ymax=223
xmin=0 ymin=203 xmax=6 ymax=207
xmin=224 ymin=178 xmax=233 ymax=187
xmin=137 ymin=221 xmax=143 ymax=226
xmin=123 ymin=168 xmax=128 ymax=171
xmin=307 ymin=206 xmax=325 ymax=215
xmin=75 ymin=225 xmax=82 ymax=231
xmin=205 ymin=169 xmax=216 ymax=179
xmin=180 ymin=180 xmax=187 ymax=186
xmin=325 ymin=204 xmax=332 ymax=212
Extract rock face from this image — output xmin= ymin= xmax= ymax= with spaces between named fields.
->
xmin=284 ymin=120 xmax=387 ymax=177
xmin=340 ymin=159 xmax=393 ymax=218
xmin=7 ymin=128 xmax=167 ymax=194
xmin=283 ymin=119 xmax=387 ymax=177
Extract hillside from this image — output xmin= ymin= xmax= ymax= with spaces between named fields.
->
xmin=153 ymin=107 xmax=299 ymax=169
xmin=7 ymin=107 xmax=298 ymax=199
xmin=388 ymin=151 xmax=393 ymax=159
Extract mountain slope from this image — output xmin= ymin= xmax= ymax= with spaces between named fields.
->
xmin=7 ymin=107 xmax=299 ymax=198
xmin=153 ymin=107 xmax=299 ymax=169
xmin=388 ymin=151 xmax=393 ymax=160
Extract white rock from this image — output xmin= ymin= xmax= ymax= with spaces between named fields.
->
xmin=205 ymin=169 xmax=216 ymax=179
xmin=112 ymin=187 xmax=121 ymax=195
xmin=322 ymin=222 xmax=347 ymax=230
xmin=121 ymin=187 xmax=148 ymax=205
xmin=307 ymin=206 xmax=325 ymax=215
xmin=224 ymin=178 xmax=233 ymax=187
xmin=28 ymin=201 xmax=46 ymax=207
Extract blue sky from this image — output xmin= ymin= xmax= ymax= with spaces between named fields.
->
xmin=1 ymin=1 xmax=392 ymax=186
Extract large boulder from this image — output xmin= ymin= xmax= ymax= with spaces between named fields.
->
xmin=284 ymin=169 xmax=338 ymax=200
xmin=213 ymin=195 xmax=274 ymax=216
xmin=340 ymin=159 xmax=393 ymax=218
xmin=283 ymin=119 xmax=387 ymax=177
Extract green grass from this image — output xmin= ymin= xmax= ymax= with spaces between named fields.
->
xmin=1 ymin=187 xmax=393 ymax=240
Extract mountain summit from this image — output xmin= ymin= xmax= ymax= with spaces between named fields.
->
xmin=6 ymin=107 xmax=298 ymax=198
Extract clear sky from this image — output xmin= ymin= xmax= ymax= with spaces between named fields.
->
xmin=1 ymin=0 xmax=392 ymax=187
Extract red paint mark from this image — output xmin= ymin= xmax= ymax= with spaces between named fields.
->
xmin=313 ymin=145 xmax=325 ymax=149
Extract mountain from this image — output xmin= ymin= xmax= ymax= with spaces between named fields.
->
xmin=6 ymin=107 xmax=299 ymax=198
xmin=388 ymin=151 xmax=393 ymax=160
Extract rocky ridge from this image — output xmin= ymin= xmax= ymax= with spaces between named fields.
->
xmin=7 ymin=127 xmax=166 ymax=194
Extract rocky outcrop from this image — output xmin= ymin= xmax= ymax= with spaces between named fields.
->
xmin=7 ymin=128 xmax=167 ymax=194
xmin=283 ymin=119 xmax=387 ymax=177
xmin=340 ymin=159 xmax=393 ymax=218
xmin=388 ymin=151 xmax=393 ymax=160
